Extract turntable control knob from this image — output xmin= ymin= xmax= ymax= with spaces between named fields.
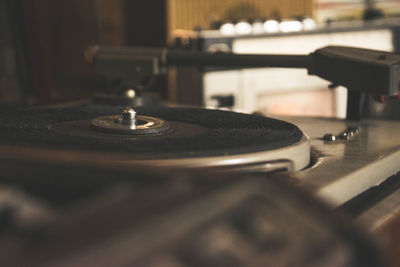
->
xmin=121 ymin=108 xmax=136 ymax=126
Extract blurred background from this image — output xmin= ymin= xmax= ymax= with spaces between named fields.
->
xmin=1 ymin=0 xmax=400 ymax=117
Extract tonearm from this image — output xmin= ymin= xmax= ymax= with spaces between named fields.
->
xmin=86 ymin=45 xmax=400 ymax=120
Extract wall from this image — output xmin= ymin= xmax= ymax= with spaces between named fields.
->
xmin=167 ymin=0 xmax=313 ymax=39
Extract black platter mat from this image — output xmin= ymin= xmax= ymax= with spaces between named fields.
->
xmin=0 ymin=106 xmax=304 ymax=159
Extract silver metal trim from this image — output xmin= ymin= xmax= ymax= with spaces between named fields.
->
xmin=115 ymin=135 xmax=310 ymax=172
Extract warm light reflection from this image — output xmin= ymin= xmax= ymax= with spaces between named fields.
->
xmin=126 ymin=89 xmax=136 ymax=98
xmin=220 ymin=23 xmax=235 ymax=35
xmin=263 ymin=20 xmax=279 ymax=33
xmin=303 ymin=18 xmax=316 ymax=30
xmin=234 ymin=21 xmax=252 ymax=35
xmin=280 ymin=20 xmax=303 ymax=32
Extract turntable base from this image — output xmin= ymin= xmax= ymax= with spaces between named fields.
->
xmin=280 ymin=116 xmax=400 ymax=205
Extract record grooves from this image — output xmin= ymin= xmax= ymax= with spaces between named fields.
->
xmin=0 ymin=106 xmax=304 ymax=159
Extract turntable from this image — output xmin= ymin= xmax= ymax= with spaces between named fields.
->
xmin=0 ymin=104 xmax=309 ymax=173
xmin=2 ymin=45 xmax=399 ymax=202
xmin=0 ymin=45 xmax=400 ymax=265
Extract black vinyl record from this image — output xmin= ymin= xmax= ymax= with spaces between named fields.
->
xmin=0 ymin=106 xmax=303 ymax=159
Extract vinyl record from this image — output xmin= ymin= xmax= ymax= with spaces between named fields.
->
xmin=0 ymin=106 xmax=310 ymax=171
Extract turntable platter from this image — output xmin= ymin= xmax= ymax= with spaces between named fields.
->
xmin=0 ymin=106 xmax=310 ymax=171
